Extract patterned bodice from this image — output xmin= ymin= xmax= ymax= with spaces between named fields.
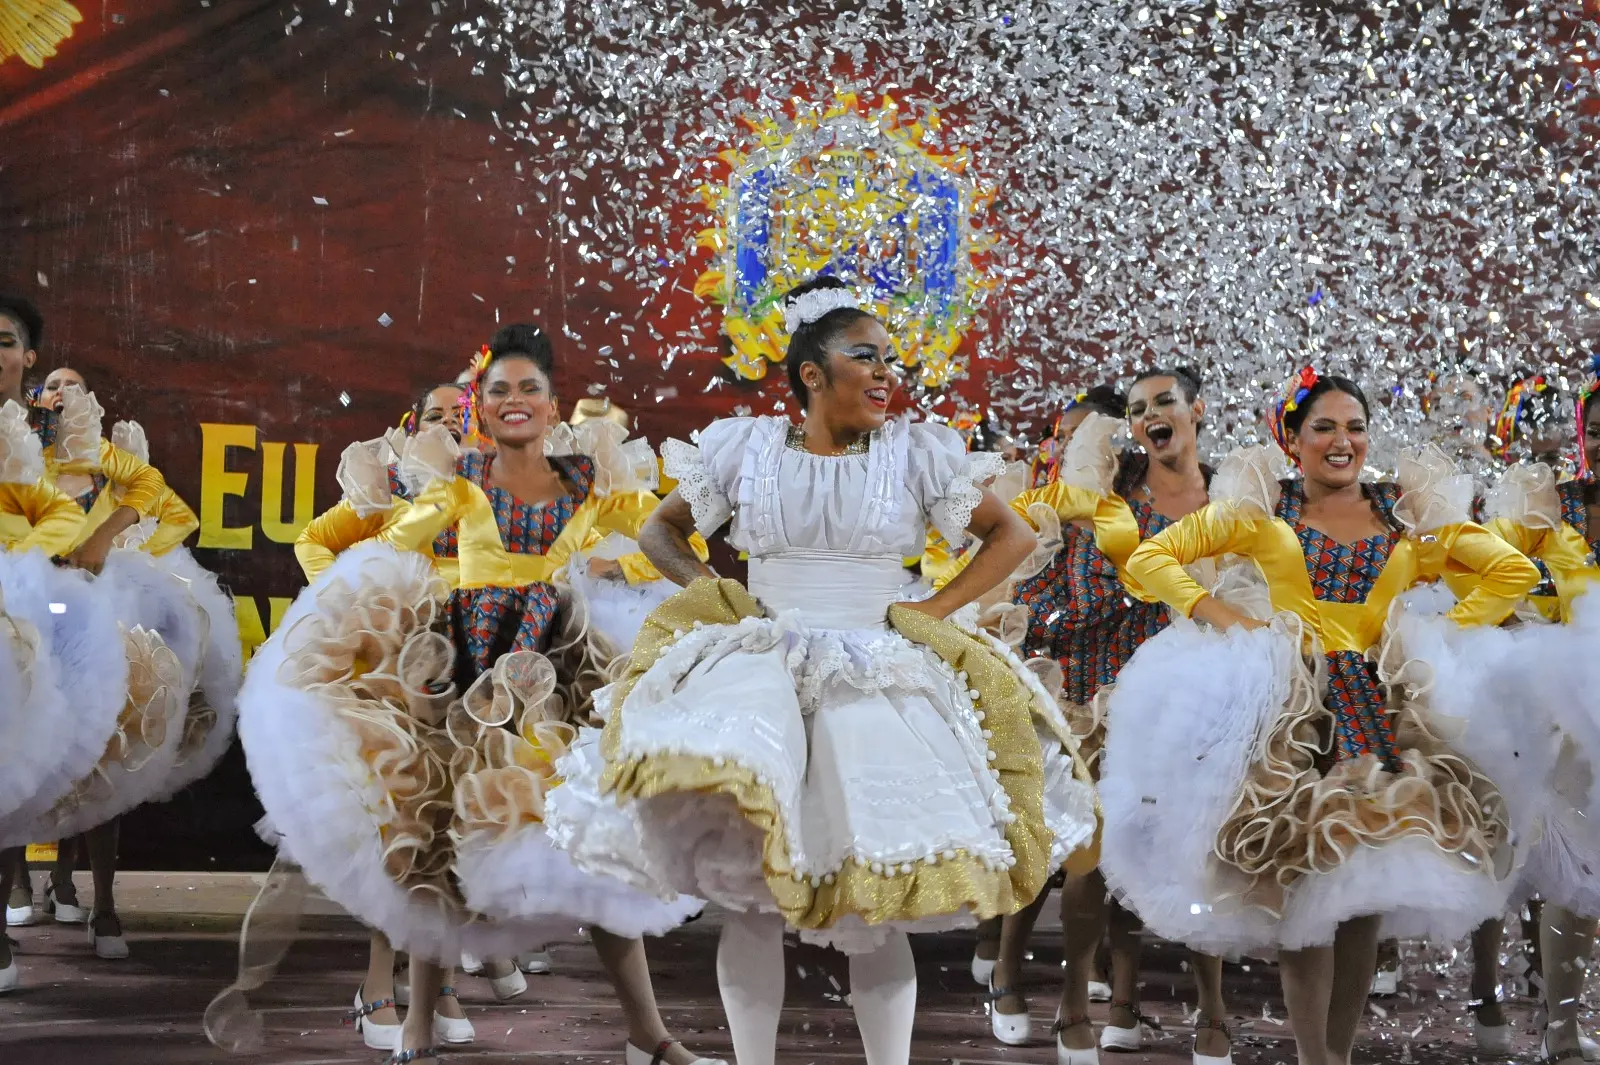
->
xmin=72 ymin=473 xmax=109 ymax=513
xmin=1559 ymin=479 xmax=1599 ymax=560
xmin=387 ymin=464 xmax=457 ymax=558
xmin=1017 ymin=498 xmax=1175 ymax=704
xmin=459 ymin=450 xmax=593 ymax=555
xmin=1277 ymin=481 xmax=1401 ymax=605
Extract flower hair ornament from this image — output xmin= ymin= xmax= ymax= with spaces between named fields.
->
xmin=460 ymin=344 xmax=495 ymax=444
xmin=1269 ymin=366 xmax=1321 ymax=461
xmin=1493 ymin=374 xmax=1553 ymax=461
xmin=782 ymin=286 xmax=861 ymax=334
xmin=1577 ymin=356 xmax=1600 ymax=481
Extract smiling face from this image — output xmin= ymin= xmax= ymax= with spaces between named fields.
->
xmin=1127 ymin=374 xmax=1203 ymax=458
xmin=1289 ymin=389 xmax=1368 ymax=490
xmin=418 ymin=385 xmax=465 ymax=440
xmin=479 ymin=356 xmax=555 ymax=447
xmin=0 ymin=313 xmax=37 ymax=403
xmin=800 ymin=316 xmax=902 ymax=435
xmin=37 ymin=366 xmax=86 ymax=412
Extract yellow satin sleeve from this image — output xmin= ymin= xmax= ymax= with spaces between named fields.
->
xmin=0 ymin=480 xmax=88 ymax=555
xmin=932 ymin=482 xmax=1120 ymax=592
xmin=1416 ymin=522 xmax=1541 ymax=628
xmin=1127 ymin=504 xmax=1265 ymax=618
xmin=1487 ymin=517 xmax=1599 ymax=622
xmin=295 ymin=499 xmax=389 ymax=582
xmin=590 ymin=492 xmax=709 ymax=585
xmin=98 ymin=441 xmax=167 ymax=517
xmin=142 ymin=487 xmax=201 ymax=557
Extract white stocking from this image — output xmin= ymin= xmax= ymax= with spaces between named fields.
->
xmin=716 ymin=911 xmax=785 ymax=1065
xmin=849 ymin=931 xmax=917 ymax=1065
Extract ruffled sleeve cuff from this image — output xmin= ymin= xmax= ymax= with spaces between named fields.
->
xmin=662 ymin=434 xmax=735 ymax=537
xmin=908 ymin=421 xmax=1006 ymax=547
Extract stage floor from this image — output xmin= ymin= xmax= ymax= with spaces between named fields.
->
xmin=0 ymin=873 xmax=1575 ymax=1064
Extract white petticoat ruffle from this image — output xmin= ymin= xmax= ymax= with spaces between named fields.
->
xmin=0 ymin=551 xmax=127 ymax=828
xmin=547 ymin=607 xmax=1097 ymax=954
xmin=238 ymin=544 xmax=549 ymax=961
xmin=1100 ymin=611 xmax=1527 ymax=955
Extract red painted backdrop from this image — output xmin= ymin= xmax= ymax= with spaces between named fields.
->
xmin=0 ymin=0 xmax=818 ymax=868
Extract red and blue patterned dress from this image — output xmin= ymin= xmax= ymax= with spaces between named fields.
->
xmin=447 ymin=449 xmax=593 ymax=684
xmin=1016 ymin=500 xmax=1174 ymax=708
xmin=1276 ymin=480 xmax=1404 ymax=771
xmin=386 ymin=464 xmax=459 ymax=558
xmin=1558 ymin=479 xmax=1600 ymax=559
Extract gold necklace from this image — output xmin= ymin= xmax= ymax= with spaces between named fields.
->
xmin=786 ymin=423 xmax=869 ymax=456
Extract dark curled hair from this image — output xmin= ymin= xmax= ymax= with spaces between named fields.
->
xmin=1132 ymin=364 xmax=1203 ymax=404
xmin=0 ymin=292 xmax=44 ymax=351
xmin=1113 ymin=365 xmax=1210 ymax=497
xmin=781 ymin=276 xmax=876 ymax=411
xmin=1075 ymin=385 xmax=1127 ymax=420
xmin=1281 ymin=375 xmax=1369 ymax=436
xmin=487 ymin=323 xmax=555 ymax=380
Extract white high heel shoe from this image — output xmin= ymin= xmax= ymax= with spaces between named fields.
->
xmin=1054 ymin=1015 xmax=1099 ymax=1065
xmin=988 ymin=978 xmax=1032 ymax=1046
xmin=0 ymin=939 xmax=18 ymax=995
xmin=1088 ymin=979 xmax=1112 ymax=1003
xmin=1099 ymin=1004 xmax=1157 ymax=1053
xmin=44 ymin=882 xmax=86 ymax=925
xmin=970 ymin=950 xmax=995 ymax=987
xmin=1193 ymin=1016 xmax=1233 ymax=1065
xmin=86 ymin=911 xmax=129 ymax=960
xmin=432 ymin=986 xmax=476 ymax=1045
xmin=349 ymin=986 xmax=401 ymax=1051
xmin=487 ymin=965 xmax=527 ymax=1001
xmin=517 ymin=950 xmax=553 ymax=974
xmin=623 ymin=1039 xmax=729 ymax=1065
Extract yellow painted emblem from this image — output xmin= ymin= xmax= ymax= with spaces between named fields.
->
xmin=695 ymin=93 xmax=995 ymax=388
xmin=0 ymin=0 xmax=82 ymax=69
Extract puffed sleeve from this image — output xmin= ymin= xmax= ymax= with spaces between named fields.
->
xmin=99 ymin=441 xmax=167 ymax=518
xmin=590 ymin=490 xmax=711 ymax=584
xmin=1422 ymin=522 xmax=1541 ymax=628
xmin=3 ymin=481 xmax=87 ymax=556
xmin=142 ymin=488 xmax=201 ymax=557
xmin=905 ymin=421 xmax=1007 ymax=547
xmin=1127 ymin=503 xmax=1264 ymax=617
xmin=659 ymin=416 xmax=758 ymax=537
xmin=294 ymin=500 xmax=389 ymax=581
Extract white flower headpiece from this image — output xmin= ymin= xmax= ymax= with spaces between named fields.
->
xmin=782 ymin=287 xmax=861 ymax=334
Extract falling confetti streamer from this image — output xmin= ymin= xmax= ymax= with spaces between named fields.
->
xmin=320 ymin=1 xmax=1599 ymax=455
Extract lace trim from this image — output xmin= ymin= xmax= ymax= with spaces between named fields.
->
xmin=54 ymin=387 xmax=104 ymax=467
xmin=931 ymin=450 xmax=1006 ymax=548
xmin=1057 ymin=414 xmax=1121 ymax=496
xmin=1483 ymin=462 xmax=1562 ymax=530
xmin=1392 ymin=445 xmax=1474 ymax=535
xmin=0 ymin=401 xmax=44 ymax=484
xmin=110 ymin=421 xmax=149 ymax=465
xmin=858 ymin=417 xmax=909 ymax=554
xmin=661 ymin=437 xmax=730 ymax=535
xmin=336 ymin=438 xmax=397 ymax=518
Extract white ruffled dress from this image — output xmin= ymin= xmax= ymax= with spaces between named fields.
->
xmin=548 ymin=415 xmax=1098 ymax=954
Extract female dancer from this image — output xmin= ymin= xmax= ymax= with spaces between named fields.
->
xmin=1105 ymin=370 xmax=1540 ymax=1065
xmin=294 ymin=380 xmax=520 ymax=1053
xmin=0 ymin=294 xmax=135 ymax=990
xmin=548 ymin=275 xmax=1099 ymax=1065
xmin=1480 ymin=361 xmax=1600 ymax=1064
xmin=973 ymin=370 xmax=1229 ymax=1065
xmin=233 ymin=323 xmax=721 ymax=1065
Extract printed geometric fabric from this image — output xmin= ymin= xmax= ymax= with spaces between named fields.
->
xmin=1277 ymin=478 xmax=1402 ymax=768
xmin=1559 ymin=479 xmax=1599 ymax=560
xmin=1015 ymin=499 xmax=1172 ymax=705
xmin=445 ymin=449 xmax=594 ymax=684
xmin=73 ymin=472 xmax=108 ymax=514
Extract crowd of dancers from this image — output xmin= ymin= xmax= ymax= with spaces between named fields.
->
xmin=1 ymin=278 xmax=1599 ymax=1065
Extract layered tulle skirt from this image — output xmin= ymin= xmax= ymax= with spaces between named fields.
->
xmin=1098 ymin=606 xmax=1543 ymax=954
xmin=546 ymin=577 xmax=1099 ymax=954
xmin=237 ymin=543 xmax=702 ymax=961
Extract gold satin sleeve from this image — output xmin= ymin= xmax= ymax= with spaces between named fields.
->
xmin=593 ymin=491 xmax=709 ymax=585
xmin=294 ymin=500 xmax=390 ymax=581
xmin=5 ymin=480 xmax=87 ymax=555
xmin=1419 ymin=522 xmax=1540 ymax=628
xmin=375 ymin=480 xmax=471 ymax=558
xmin=100 ymin=441 xmax=167 ymax=517
xmin=932 ymin=483 xmax=1105 ymax=591
xmin=142 ymin=487 xmax=201 ymax=557
xmin=1127 ymin=503 xmax=1263 ymax=617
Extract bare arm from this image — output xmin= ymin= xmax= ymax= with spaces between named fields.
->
xmin=639 ymin=489 xmax=718 ymax=587
xmin=909 ymin=489 xmax=1036 ymax=620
